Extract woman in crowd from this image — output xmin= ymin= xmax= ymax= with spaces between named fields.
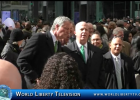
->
xmin=91 ymin=31 xmax=109 ymax=55
xmin=34 ymin=52 xmax=83 ymax=89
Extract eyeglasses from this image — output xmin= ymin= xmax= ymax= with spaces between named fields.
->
xmin=92 ymin=38 xmax=101 ymax=41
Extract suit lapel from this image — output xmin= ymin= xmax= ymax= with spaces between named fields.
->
xmin=46 ymin=32 xmax=55 ymax=54
xmin=120 ymin=54 xmax=125 ymax=89
xmin=72 ymin=41 xmax=85 ymax=62
xmin=87 ymin=43 xmax=94 ymax=64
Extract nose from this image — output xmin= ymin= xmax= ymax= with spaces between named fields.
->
xmin=82 ymin=29 xmax=86 ymax=32
xmin=116 ymin=44 xmax=119 ymax=47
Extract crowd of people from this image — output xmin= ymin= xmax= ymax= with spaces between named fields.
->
xmin=0 ymin=16 xmax=140 ymax=89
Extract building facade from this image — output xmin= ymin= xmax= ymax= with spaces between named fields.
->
xmin=0 ymin=1 xmax=138 ymax=24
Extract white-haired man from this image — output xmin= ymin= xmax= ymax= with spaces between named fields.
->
xmin=17 ymin=16 xmax=71 ymax=88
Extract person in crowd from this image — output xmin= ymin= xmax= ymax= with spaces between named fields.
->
xmin=87 ymin=22 xmax=94 ymax=42
xmin=36 ymin=22 xmax=43 ymax=33
xmin=1 ymin=28 xmax=27 ymax=89
xmin=22 ymin=21 xmax=32 ymax=39
xmin=15 ymin=21 xmax=21 ymax=29
xmin=68 ymin=21 xmax=76 ymax=43
xmin=34 ymin=52 xmax=83 ymax=89
xmin=62 ymin=21 xmax=105 ymax=89
xmin=96 ymin=24 xmax=108 ymax=44
xmin=20 ymin=20 xmax=25 ymax=30
xmin=111 ymin=27 xmax=131 ymax=57
xmin=132 ymin=37 xmax=140 ymax=73
xmin=20 ymin=21 xmax=32 ymax=49
xmin=123 ymin=30 xmax=133 ymax=44
xmin=0 ymin=24 xmax=7 ymax=58
xmin=0 ymin=59 xmax=22 ymax=89
xmin=17 ymin=16 xmax=71 ymax=89
xmin=108 ymin=21 xmax=116 ymax=41
xmin=132 ymin=38 xmax=140 ymax=89
xmin=43 ymin=21 xmax=51 ymax=32
xmin=91 ymin=31 xmax=109 ymax=55
xmin=103 ymin=36 xmax=136 ymax=89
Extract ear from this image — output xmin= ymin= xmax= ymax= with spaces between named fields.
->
xmin=109 ymin=42 xmax=111 ymax=49
xmin=74 ymin=31 xmax=76 ymax=35
xmin=55 ymin=24 xmax=59 ymax=30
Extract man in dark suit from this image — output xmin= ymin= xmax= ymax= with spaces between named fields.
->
xmin=103 ymin=36 xmax=136 ymax=89
xmin=62 ymin=21 xmax=105 ymax=89
xmin=17 ymin=16 xmax=71 ymax=88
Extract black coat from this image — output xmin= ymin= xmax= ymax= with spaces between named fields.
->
xmin=17 ymin=32 xmax=62 ymax=81
xmin=103 ymin=51 xmax=136 ymax=89
xmin=62 ymin=41 xmax=105 ymax=89
xmin=1 ymin=42 xmax=21 ymax=66
xmin=1 ymin=42 xmax=27 ymax=89
xmin=132 ymin=51 xmax=140 ymax=74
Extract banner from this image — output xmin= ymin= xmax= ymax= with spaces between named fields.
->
xmin=8 ymin=89 xmax=140 ymax=100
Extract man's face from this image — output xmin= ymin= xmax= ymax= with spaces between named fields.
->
xmin=16 ymin=22 xmax=21 ymax=29
xmin=88 ymin=23 xmax=94 ymax=35
xmin=70 ymin=23 xmax=75 ymax=36
xmin=56 ymin=21 xmax=71 ymax=39
xmin=110 ymin=37 xmax=123 ymax=56
xmin=75 ymin=22 xmax=89 ymax=44
xmin=91 ymin=34 xmax=102 ymax=48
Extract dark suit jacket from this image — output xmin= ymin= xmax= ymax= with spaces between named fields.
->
xmin=17 ymin=32 xmax=62 ymax=81
xmin=103 ymin=51 xmax=136 ymax=89
xmin=62 ymin=41 xmax=105 ymax=89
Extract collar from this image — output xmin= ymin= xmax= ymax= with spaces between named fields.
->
xmin=76 ymin=40 xmax=87 ymax=48
xmin=99 ymin=44 xmax=103 ymax=49
xmin=50 ymin=30 xmax=58 ymax=43
xmin=110 ymin=51 xmax=121 ymax=60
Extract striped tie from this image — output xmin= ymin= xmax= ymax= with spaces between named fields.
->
xmin=115 ymin=57 xmax=122 ymax=89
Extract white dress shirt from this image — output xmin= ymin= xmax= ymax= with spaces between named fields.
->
xmin=50 ymin=30 xmax=58 ymax=46
xmin=76 ymin=40 xmax=88 ymax=63
xmin=111 ymin=52 xmax=121 ymax=69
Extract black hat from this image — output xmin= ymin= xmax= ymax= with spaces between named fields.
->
xmin=9 ymin=29 xmax=24 ymax=43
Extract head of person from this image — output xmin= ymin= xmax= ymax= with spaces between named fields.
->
xmin=113 ymin=27 xmax=124 ymax=40
xmin=43 ymin=21 xmax=51 ymax=28
xmin=15 ymin=21 xmax=21 ymax=29
xmin=50 ymin=16 xmax=71 ymax=40
xmin=0 ymin=59 xmax=22 ymax=89
xmin=75 ymin=21 xmax=89 ymax=45
xmin=108 ymin=21 xmax=116 ymax=30
xmin=123 ymin=30 xmax=132 ymax=43
xmin=91 ymin=31 xmax=102 ymax=48
xmin=116 ymin=20 xmax=124 ymax=28
xmin=9 ymin=28 xmax=24 ymax=46
xmin=34 ymin=52 xmax=83 ymax=89
xmin=38 ymin=19 xmax=43 ymax=24
xmin=109 ymin=36 xmax=123 ymax=56
xmin=96 ymin=25 xmax=106 ymax=37
xmin=70 ymin=21 xmax=75 ymax=37
xmin=25 ymin=21 xmax=32 ymax=31
xmin=87 ymin=22 xmax=94 ymax=37
xmin=21 ymin=20 xmax=25 ymax=26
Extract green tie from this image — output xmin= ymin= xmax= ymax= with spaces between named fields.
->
xmin=80 ymin=45 xmax=85 ymax=62
xmin=54 ymin=41 xmax=58 ymax=53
